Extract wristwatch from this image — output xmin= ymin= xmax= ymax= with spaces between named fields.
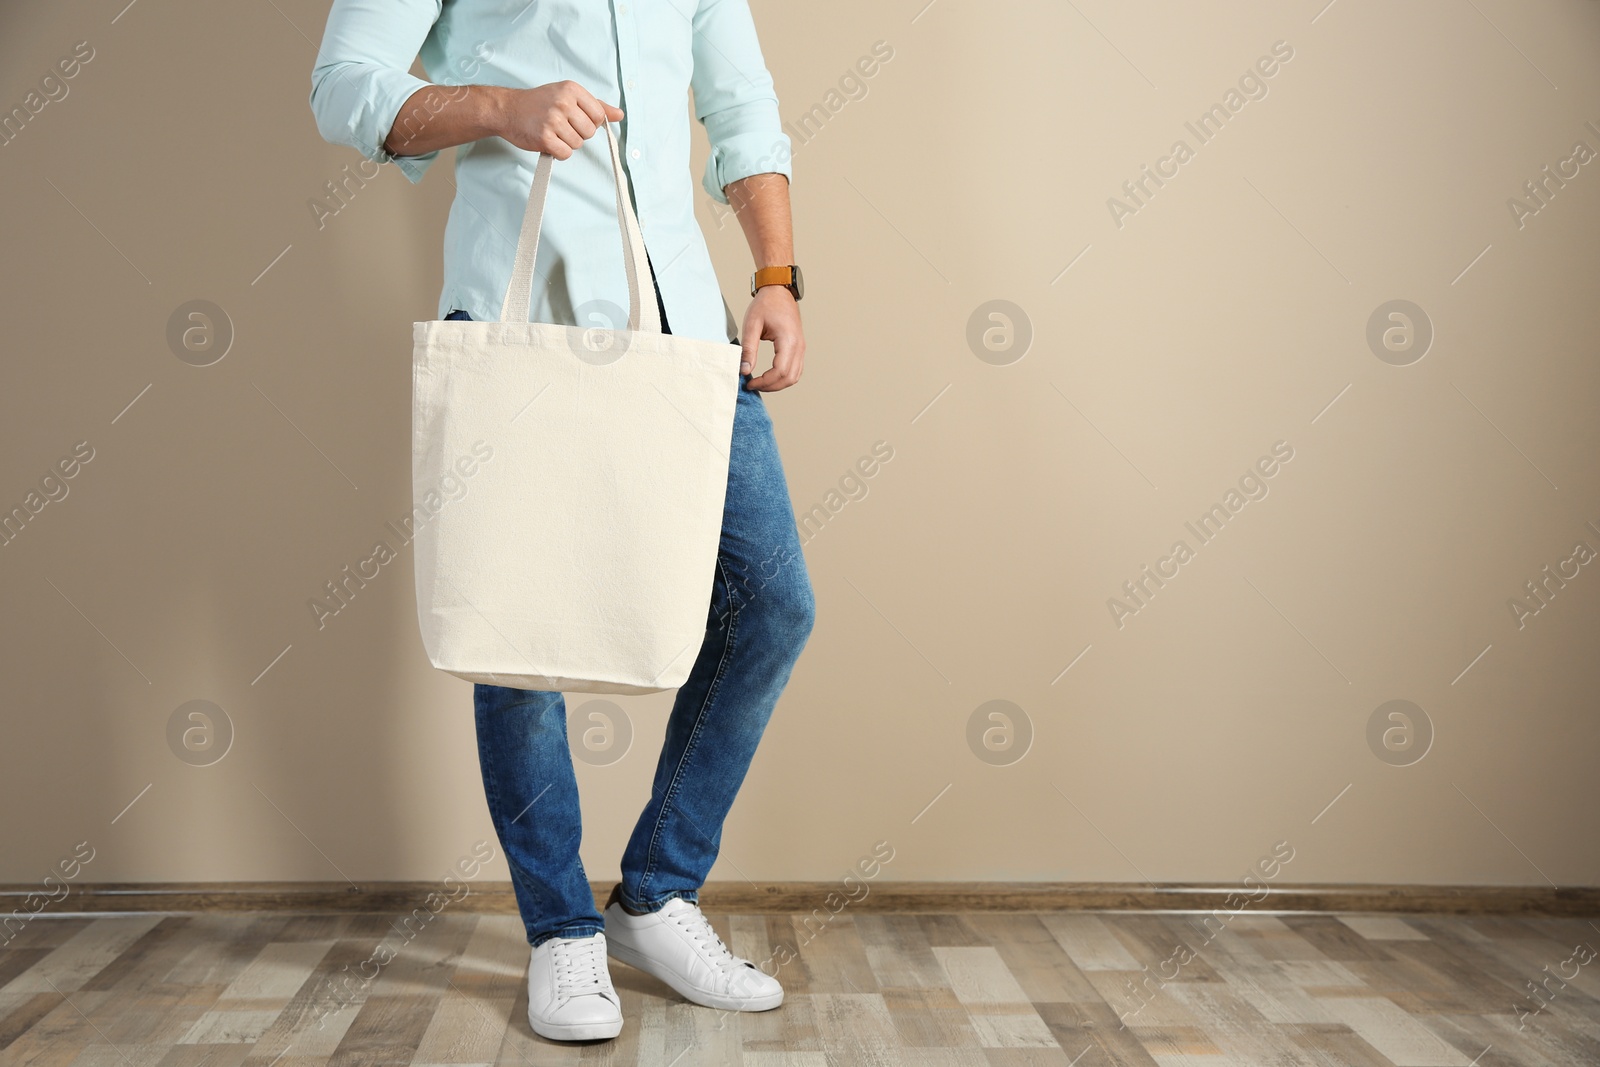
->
xmin=751 ymin=264 xmax=804 ymax=301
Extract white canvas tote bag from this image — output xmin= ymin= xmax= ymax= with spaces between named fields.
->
xmin=411 ymin=124 xmax=740 ymax=694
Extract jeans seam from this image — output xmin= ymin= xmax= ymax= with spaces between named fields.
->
xmin=636 ymin=554 xmax=742 ymax=908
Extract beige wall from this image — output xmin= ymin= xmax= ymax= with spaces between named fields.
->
xmin=3 ymin=0 xmax=1598 ymax=890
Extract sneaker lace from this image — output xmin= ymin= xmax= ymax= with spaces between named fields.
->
xmin=550 ymin=937 xmax=612 ymax=1000
xmin=670 ymin=904 xmax=746 ymax=976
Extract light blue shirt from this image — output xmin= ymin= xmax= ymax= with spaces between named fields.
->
xmin=309 ymin=0 xmax=791 ymax=343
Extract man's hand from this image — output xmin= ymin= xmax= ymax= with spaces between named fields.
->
xmin=494 ymin=81 xmax=624 ymax=158
xmin=741 ymin=285 xmax=805 ymax=392
xmin=382 ymin=81 xmax=622 ymax=160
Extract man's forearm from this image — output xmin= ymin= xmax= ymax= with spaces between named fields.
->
xmin=383 ymin=80 xmax=622 ymax=160
xmin=726 ymin=173 xmax=794 ymax=267
xmin=726 ymin=171 xmax=803 ymax=390
xmin=383 ymin=84 xmax=508 ymax=158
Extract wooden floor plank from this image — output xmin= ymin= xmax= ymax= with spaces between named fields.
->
xmin=1280 ymin=1022 xmax=1395 ymax=1067
xmin=1108 ymin=917 xmax=1224 ymax=987
xmin=919 ymin=915 xmax=990 ymax=948
xmin=327 ymin=992 xmax=438 ymax=1066
xmin=1035 ymin=1001 xmax=1161 ymax=1067
xmin=2 ymin=916 xmax=164 ymax=994
xmin=0 ymin=991 xmax=62 ymax=1052
xmin=1316 ymin=996 xmax=1475 ymax=1066
xmin=857 ymin=914 xmax=950 ymax=990
xmin=1123 ymin=1022 xmax=1225 ymax=1061
xmin=0 ymin=917 xmax=94 ymax=952
xmin=743 ymin=977 xmax=822 ymax=1054
xmin=241 ymin=936 xmax=391 ymax=1063
xmin=810 ymin=992 xmax=902 ymax=1066
xmin=0 ymin=951 xmax=54 ymax=1006
xmin=965 ymin=914 xmax=1102 ymax=1005
xmin=442 ymin=915 xmax=527 ymax=1002
xmin=786 ymin=914 xmax=878 ymax=995
xmin=931 ymin=946 xmax=1057 ymax=1048
xmin=1422 ymin=1007 xmax=1600 ymax=1067
xmin=1211 ymin=961 xmax=1338 ymax=1026
xmin=159 ymin=1044 xmax=254 ymax=1067
xmin=216 ymin=940 xmax=335 ymax=1004
xmin=880 ymin=986 xmax=981 ymax=1049
xmin=78 ymin=918 xmax=192 ymax=995
xmin=740 ymin=1051 xmax=833 ymax=1066
xmin=1038 ymin=915 xmax=1143 ymax=972
xmin=0 ymin=988 xmax=116 ymax=1066
xmin=1337 ymin=916 xmax=1432 ymax=941
xmin=1165 ymin=981 xmax=1317 ymax=1066
xmin=762 ymin=915 xmax=817 ymax=997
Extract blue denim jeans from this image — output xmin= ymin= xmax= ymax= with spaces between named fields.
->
xmin=446 ymin=306 xmax=815 ymax=947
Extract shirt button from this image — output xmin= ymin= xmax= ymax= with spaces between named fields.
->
xmin=618 ymin=3 xmax=628 ymax=12
xmin=631 ymin=149 xmax=641 ymax=160
xmin=626 ymin=79 xmax=636 ymax=89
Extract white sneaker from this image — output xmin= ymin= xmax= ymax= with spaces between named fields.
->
xmin=525 ymin=932 xmax=623 ymax=1041
xmin=604 ymin=896 xmax=784 ymax=1012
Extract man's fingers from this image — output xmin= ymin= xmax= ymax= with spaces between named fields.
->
xmin=516 ymin=81 xmax=622 ymax=156
xmin=747 ymin=364 xmax=797 ymax=391
xmin=742 ymin=299 xmax=805 ymax=390
xmin=739 ymin=321 xmax=761 ymax=375
xmin=550 ymin=116 xmax=584 ymax=154
xmin=566 ymin=106 xmax=598 ymax=141
xmin=572 ymin=90 xmax=613 ymax=129
xmin=746 ymin=337 xmax=804 ymax=392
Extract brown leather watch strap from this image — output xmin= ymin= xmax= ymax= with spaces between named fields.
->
xmin=752 ymin=265 xmax=795 ymax=292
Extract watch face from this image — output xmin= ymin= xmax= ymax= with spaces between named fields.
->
xmin=791 ymin=265 xmax=804 ymax=300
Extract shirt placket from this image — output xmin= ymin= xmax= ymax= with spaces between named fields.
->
xmin=611 ymin=0 xmax=644 ymax=230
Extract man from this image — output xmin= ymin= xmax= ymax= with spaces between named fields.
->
xmin=310 ymin=0 xmax=815 ymax=1043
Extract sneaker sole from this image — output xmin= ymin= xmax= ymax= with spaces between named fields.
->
xmin=526 ymin=1009 xmax=623 ymax=1042
xmin=606 ymin=939 xmax=784 ymax=1012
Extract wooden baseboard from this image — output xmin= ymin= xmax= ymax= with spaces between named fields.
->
xmin=2 ymin=881 xmax=1597 ymax=916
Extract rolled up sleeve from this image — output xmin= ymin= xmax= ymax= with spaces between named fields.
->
xmin=690 ymin=0 xmax=792 ymax=205
xmin=310 ymin=0 xmax=443 ymax=184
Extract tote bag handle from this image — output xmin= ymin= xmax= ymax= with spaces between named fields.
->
xmin=499 ymin=122 xmax=662 ymax=334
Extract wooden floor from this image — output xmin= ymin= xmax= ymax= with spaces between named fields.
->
xmin=2 ymin=910 xmax=1598 ymax=1066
